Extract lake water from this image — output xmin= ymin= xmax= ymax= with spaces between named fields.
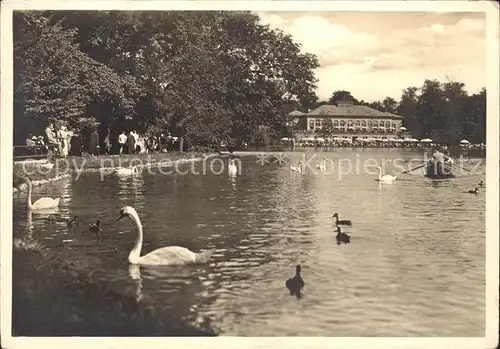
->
xmin=12 ymin=149 xmax=486 ymax=336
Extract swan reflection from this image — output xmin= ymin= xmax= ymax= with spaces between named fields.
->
xmin=128 ymin=264 xmax=143 ymax=302
xmin=116 ymin=174 xmax=145 ymax=205
xmin=230 ymin=175 xmax=236 ymax=191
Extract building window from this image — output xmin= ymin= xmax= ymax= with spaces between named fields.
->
xmin=315 ymin=119 xmax=322 ymax=129
xmin=373 ymin=121 xmax=379 ymax=127
xmin=308 ymin=119 xmax=314 ymax=130
xmin=385 ymin=121 xmax=391 ymax=128
xmin=362 ymin=120 xmax=367 ymax=127
xmin=347 ymin=120 xmax=354 ymax=127
xmin=333 ymin=120 xmax=339 ymax=127
xmin=355 ymin=120 xmax=361 ymax=126
xmin=392 ymin=123 xmax=396 ymax=129
xmin=340 ymin=120 xmax=346 ymax=126
xmin=368 ymin=121 xmax=372 ymax=127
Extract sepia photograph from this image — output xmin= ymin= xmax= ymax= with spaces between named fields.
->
xmin=1 ymin=1 xmax=498 ymax=348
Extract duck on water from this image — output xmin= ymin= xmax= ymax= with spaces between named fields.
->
xmin=336 ymin=227 xmax=351 ymax=245
xmin=286 ymin=265 xmax=305 ymax=298
xmin=332 ymin=213 xmax=352 ymax=226
xmin=467 ymin=187 xmax=479 ymax=195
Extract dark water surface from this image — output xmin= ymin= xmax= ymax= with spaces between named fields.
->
xmin=13 ymin=149 xmax=486 ymax=336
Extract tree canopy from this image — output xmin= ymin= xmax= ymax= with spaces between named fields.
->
xmin=14 ymin=10 xmax=319 ymax=147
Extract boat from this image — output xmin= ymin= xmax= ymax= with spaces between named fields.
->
xmin=424 ymin=150 xmax=455 ymax=179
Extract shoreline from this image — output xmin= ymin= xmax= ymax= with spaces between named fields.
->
xmin=12 ymin=244 xmax=216 ymax=336
xmin=13 ymin=152 xmax=216 ymax=192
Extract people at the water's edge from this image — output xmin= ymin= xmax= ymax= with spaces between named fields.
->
xmin=118 ymin=131 xmax=127 ymax=155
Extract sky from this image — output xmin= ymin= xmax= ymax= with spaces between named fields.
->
xmin=257 ymin=11 xmax=486 ymax=103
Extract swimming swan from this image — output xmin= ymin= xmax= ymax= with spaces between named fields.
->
xmin=316 ymin=157 xmax=327 ymax=171
xmin=228 ymin=159 xmax=238 ymax=176
xmin=22 ymin=177 xmax=61 ymax=210
xmin=290 ymin=161 xmax=302 ymax=173
xmin=117 ymin=206 xmax=214 ymax=266
xmin=375 ymin=166 xmax=397 ymax=182
xmin=113 ymin=166 xmax=139 ymax=175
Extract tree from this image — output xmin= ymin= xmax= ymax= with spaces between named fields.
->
xmin=14 ymin=11 xmax=320 ymax=149
xmin=397 ymin=87 xmax=419 ymax=134
xmin=382 ymin=97 xmax=398 ymax=113
xmin=328 ymin=90 xmax=358 ymax=105
xmin=13 ymin=12 xmax=138 ymax=144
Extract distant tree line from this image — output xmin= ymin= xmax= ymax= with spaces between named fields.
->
xmin=14 ymin=11 xmax=319 ymax=149
xmin=298 ymin=81 xmax=486 ymax=146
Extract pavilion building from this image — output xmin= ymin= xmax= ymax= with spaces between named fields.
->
xmin=290 ymin=101 xmax=408 ymax=141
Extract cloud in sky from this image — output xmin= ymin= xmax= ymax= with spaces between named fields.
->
xmin=258 ymin=12 xmax=486 ymax=102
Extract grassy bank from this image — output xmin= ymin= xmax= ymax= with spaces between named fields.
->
xmin=13 ymin=151 xmax=215 ymax=189
xmin=12 ymin=242 xmax=216 ymax=336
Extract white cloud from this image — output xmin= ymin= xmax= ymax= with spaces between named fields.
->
xmin=258 ymin=13 xmax=485 ymax=102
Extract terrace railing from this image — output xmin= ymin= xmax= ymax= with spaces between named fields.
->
xmin=13 ymin=145 xmax=56 ymax=162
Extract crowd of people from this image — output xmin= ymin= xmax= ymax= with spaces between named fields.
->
xmin=19 ymin=123 xmax=182 ymax=159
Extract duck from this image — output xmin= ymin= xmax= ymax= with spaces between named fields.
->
xmin=113 ymin=166 xmax=139 ymax=175
xmin=478 ymin=180 xmax=484 ymax=188
xmin=290 ymin=161 xmax=302 ymax=173
xmin=117 ymin=206 xmax=214 ymax=266
xmin=47 ymin=214 xmax=59 ymax=222
xmin=375 ymin=166 xmax=397 ymax=182
xmin=332 ymin=213 xmax=352 ymax=226
xmin=67 ymin=216 xmax=79 ymax=228
xmin=285 ymin=264 xmax=305 ymax=297
xmin=22 ymin=177 xmax=61 ymax=210
xmin=467 ymin=187 xmax=479 ymax=195
xmin=228 ymin=159 xmax=238 ymax=176
xmin=336 ymin=226 xmax=351 ymax=245
xmin=89 ymin=220 xmax=101 ymax=239
xmin=316 ymin=157 xmax=327 ymax=172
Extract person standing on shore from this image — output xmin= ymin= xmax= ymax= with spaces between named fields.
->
xmin=166 ymin=132 xmax=173 ymax=152
xmin=45 ymin=124 xmax=59 ymax=156
xmin=118 ymin=131 xmax=127 ymax=155
xmin=127 ymin=131 xmax=135 ymax=155
xmin=57 ymin=125 xmax=69 ymax=157
xmin=133 ymin=130 xmax=140 ymax=153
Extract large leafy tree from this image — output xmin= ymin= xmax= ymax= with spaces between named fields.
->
xmin=328 ymin=90 xmax=358 ymax=105
xmin=14 ymin=11 xmax=138 ymax=144
xmin=21 ymin=10 xmax=319 ymax=149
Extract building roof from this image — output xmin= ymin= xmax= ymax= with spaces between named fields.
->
xmin=307 ymin=104 xmax=403 ymax=119
xmin=288 ymin=110 xmax=306 ymax=116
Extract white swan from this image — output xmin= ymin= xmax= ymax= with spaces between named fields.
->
xmin=228 ymin=159 xmax=238 ymax=176
xmin=117 ymin=206 xmax=214 ymax=266
xmin=375 ymin=166 xmax=397 ymax=182
xmin=22 ymin=177 xmax=61 ymax=210
xmin=316 ymin=157 xmax=327 ymax=171
xmin=290 ymin=161 xmax=302 ymax=173
xmin=113 ymin=166 xmax=139 ymax=175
